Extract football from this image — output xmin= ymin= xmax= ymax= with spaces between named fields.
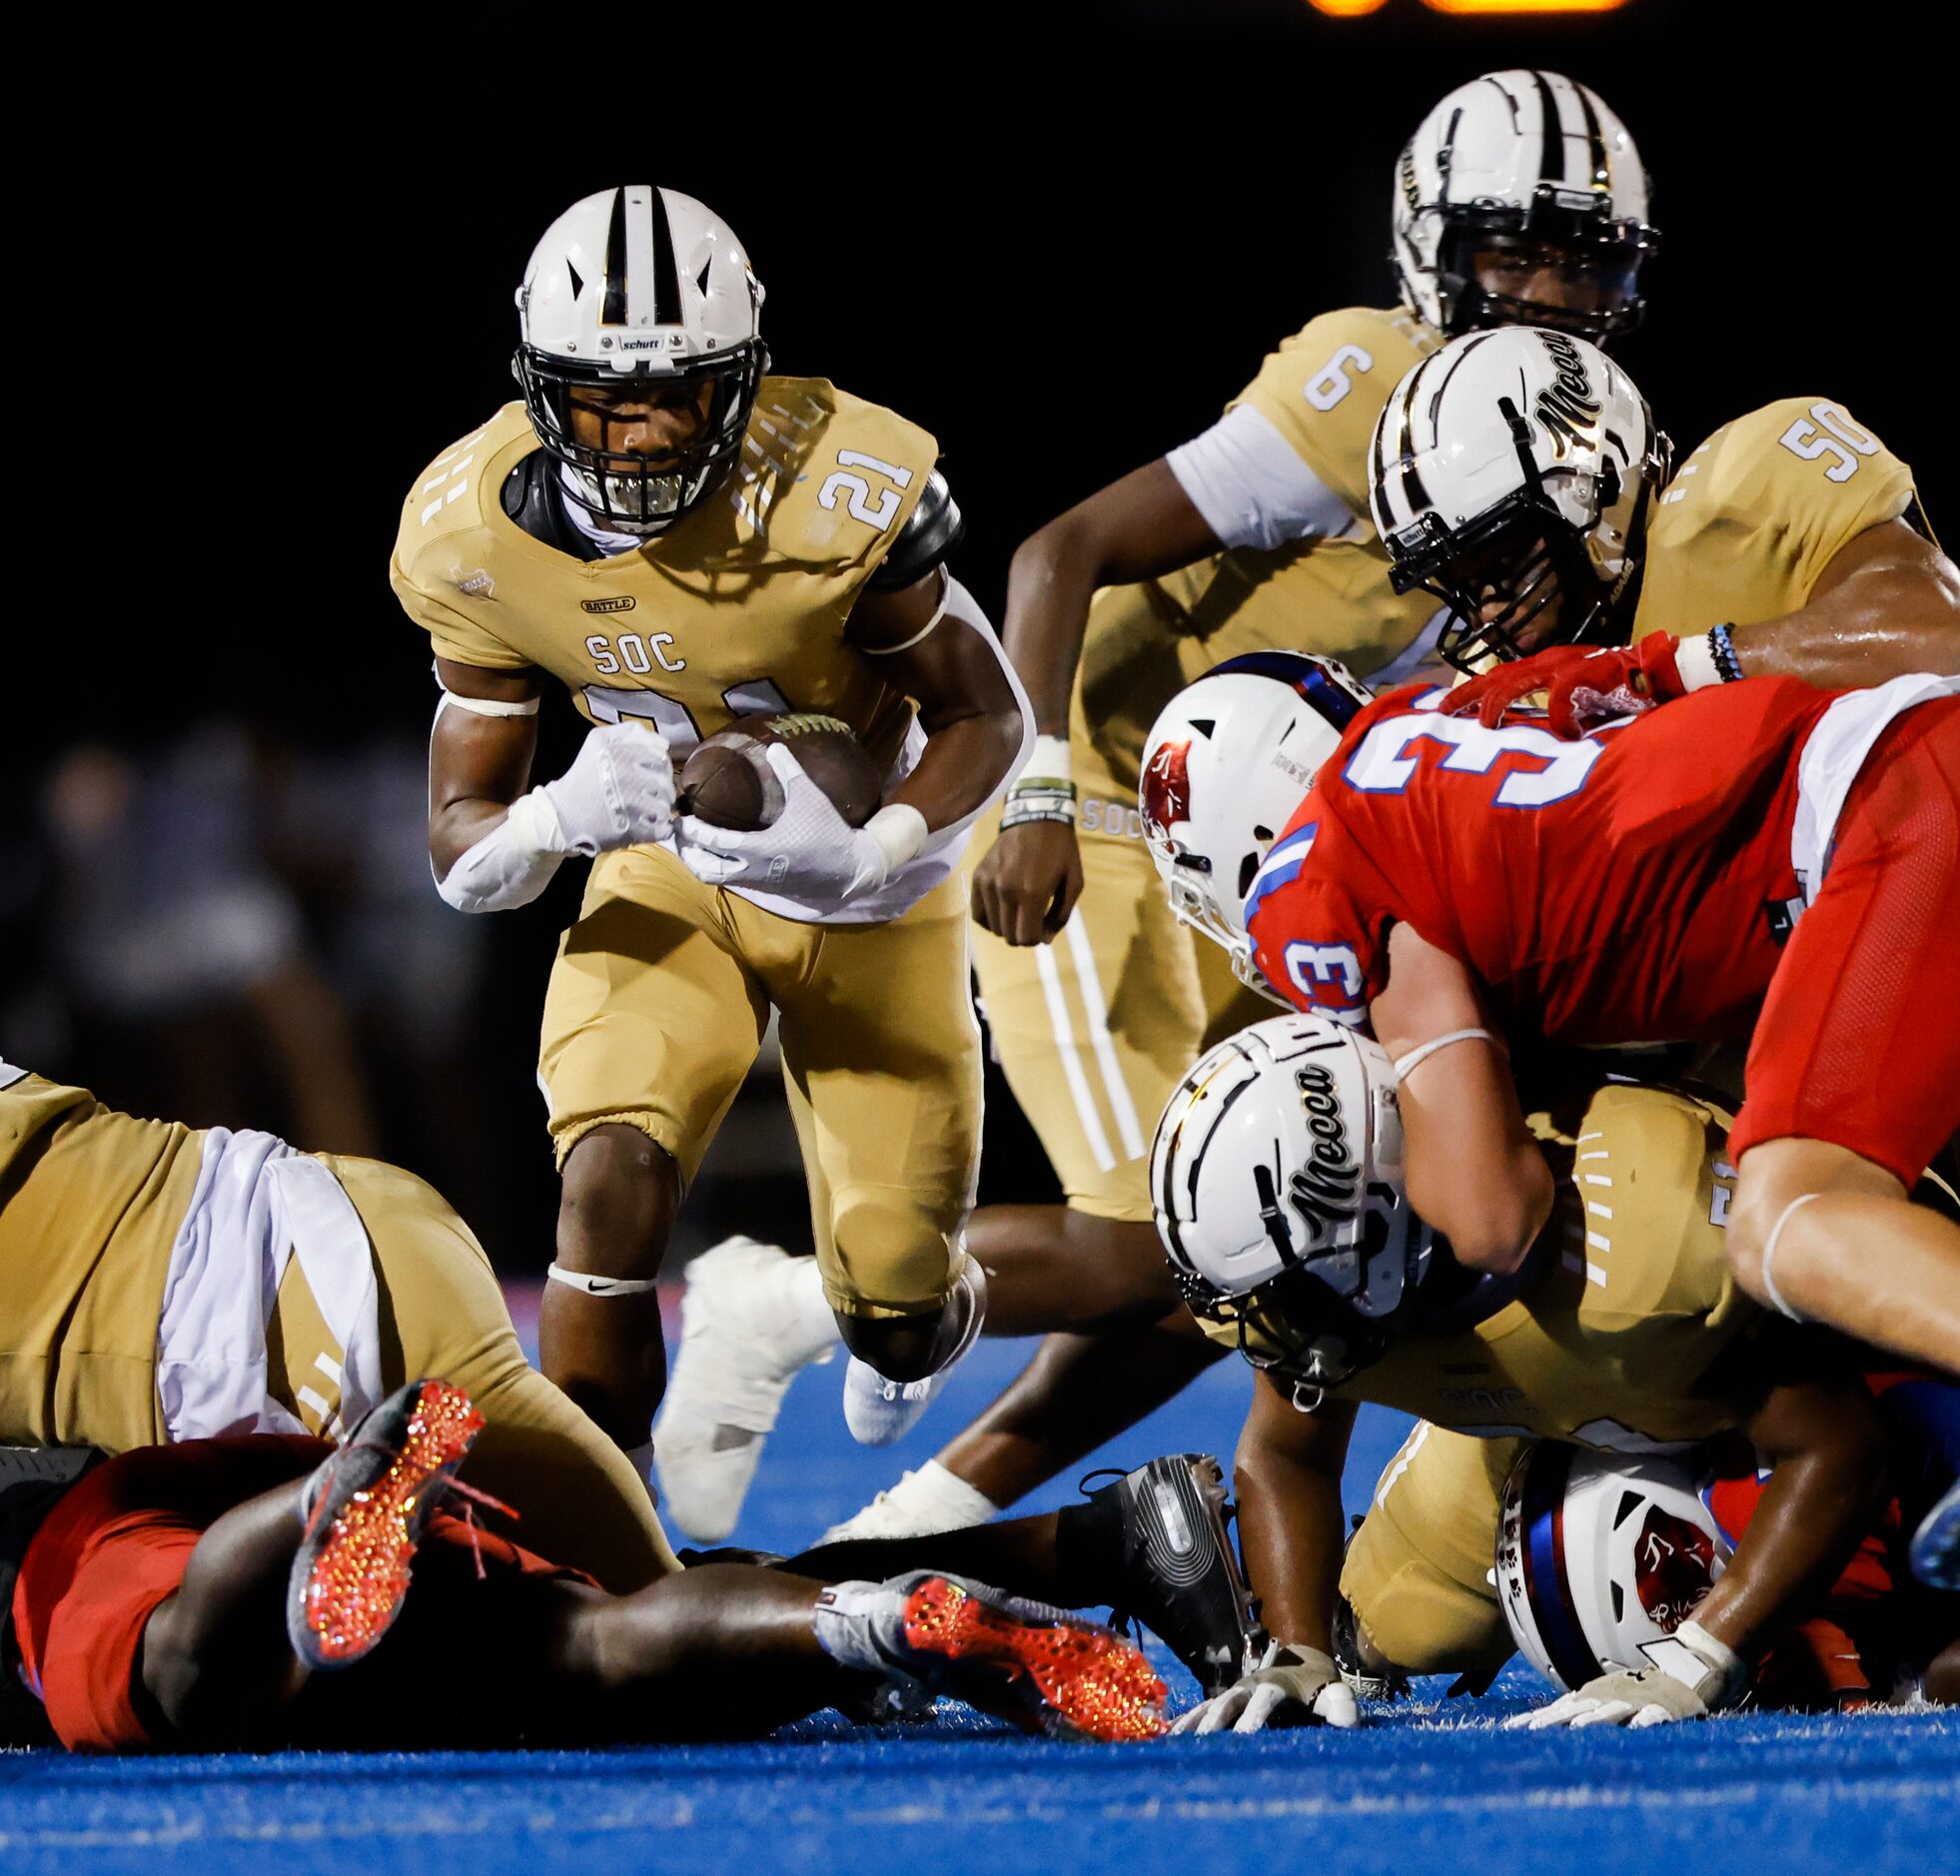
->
xmin=676 ymin=712 xmax=883 ymax=831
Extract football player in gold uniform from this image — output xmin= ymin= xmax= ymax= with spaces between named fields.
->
xmin=0 ymin=1060 xmax=676 ymax=1592
xmin=833 ymin=71 xmax=1664 ymax=1540
xmin=1358 ymin=329 xmax=1959 ymax=1375
xmin=1153 ymin=1022 xmax=1896 ymax=1733
xmin=392 ymin=187 xmax=1028 ymax=1538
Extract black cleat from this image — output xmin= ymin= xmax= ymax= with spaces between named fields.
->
xmin=1087 ymin=1452 xmax=1262 ymax=1698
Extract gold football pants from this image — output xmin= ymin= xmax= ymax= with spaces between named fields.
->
xmin=539 ymin=846 xmax=980 ymax=1320
xmin=307 ymin=1154 xmax=679 ymax=1591
xmin=1340 ymin=1420 xmax=1522 ymax=1680
xmin=0 ymin=1084 xmax=675 ymax=1594
xmin=970 ymin=812 xmax=1270 ymax=1221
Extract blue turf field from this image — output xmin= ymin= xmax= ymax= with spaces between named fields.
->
xmin=3 ymin=1325 xmax=1954 ymax=1875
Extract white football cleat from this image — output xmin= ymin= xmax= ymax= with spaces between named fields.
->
xmin=840 ymin=1254 xmax=986 ymax=1449
xmin=653 ymin=1237 xmax=836 ymax=1541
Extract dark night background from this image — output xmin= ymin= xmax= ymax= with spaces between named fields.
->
xmin=5 ymin=0 xmax=1948 ymax=1276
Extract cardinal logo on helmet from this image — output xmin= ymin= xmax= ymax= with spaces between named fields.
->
xmin=1141 ymin=739 xmax=1194 ymax=840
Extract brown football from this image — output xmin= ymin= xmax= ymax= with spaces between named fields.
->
xmin=677 ymin=713 xmax=882 ymax=831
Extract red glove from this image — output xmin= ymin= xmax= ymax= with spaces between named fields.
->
xmin=1444 ymin=634 xmax=1688 ymax=739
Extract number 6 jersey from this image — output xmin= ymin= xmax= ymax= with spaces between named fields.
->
xmin=1243 ymin=677 xmax=1851 ymax=1045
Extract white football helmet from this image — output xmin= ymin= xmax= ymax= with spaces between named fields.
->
xmin=1495 ymin=1444 xmax=1733 ymax=1693
xmin=1369 ymin=328 xmax=1669 ymax=670
xmin=1152 ymin=1013 xmax=1432 ymax=1396
xmin=1140 ymin=651 xmax=1373 ymax=989
xmin=514 ymin=186 xmax=767 ymax=535
xmin=1393 ymin=70 xmax=1657 ymax=343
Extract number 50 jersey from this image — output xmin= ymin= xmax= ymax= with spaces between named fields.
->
xmin=1243 ymin=677 xmax=1850 ymax=1045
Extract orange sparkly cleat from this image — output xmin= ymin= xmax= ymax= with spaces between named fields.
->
xmin=286 ymin=1378 xmax=486 ymax=1670
xmin=897 ymin=1573 xmax=1168 ymax=1742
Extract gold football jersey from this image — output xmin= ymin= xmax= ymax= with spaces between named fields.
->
xmin=1632 ymin=398 xmax=1921 ymax=645
xmin=390 ymin=379 xmax=941 ymax=772
xmin=1211 ymin=1082 xmax=1762 ymax=1451
xmin=0 ymin=1072 xmax=204 ymax=1448
xmin=1071 ymin=307 xmax=1445 ymax=808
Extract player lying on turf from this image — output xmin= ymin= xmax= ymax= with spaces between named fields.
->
xmin=0 ymin=1059 xmax=675 ymax=1592
xmin=393 ymin=185 xmax=1029 ymax=1525
xmin=1150 ymin=1015 xmax=1942 ymax=1731
xmin=815 ymin=69 xmax=1664 ymax=1548
xmin=0 ymin=1381 xmax=1171 ymax=1753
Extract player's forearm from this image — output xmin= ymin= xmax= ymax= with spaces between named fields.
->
xmin=1001 ymin=520 xmax=1107 ymax=734
xmin=1729 ymin=557 xmax=1960 ymax=687
xmin=887 ymin=709 xmax=1029 ymax=834
xmin=1233 ymin=1445 xmax=1346 ymax=1653
xmin=1692 ymin=1383 xmax=1886 ymax=1661
xmin=430 ymin=796 xmax=523 ymax=877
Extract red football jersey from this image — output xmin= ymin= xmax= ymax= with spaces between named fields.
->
xmin=1244 ymin=678 xmax=1841 ymax=1044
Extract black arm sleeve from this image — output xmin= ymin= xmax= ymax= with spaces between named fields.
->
xmin=868 ymin=467 xmax=964 ymax=590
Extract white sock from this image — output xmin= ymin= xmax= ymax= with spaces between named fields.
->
xmin=777 ymin=1256 xmax=844 ymax=1369
xmin=887 ymin=1459 xmax=1002 ymax=1529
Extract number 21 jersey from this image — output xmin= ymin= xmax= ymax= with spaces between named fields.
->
xmin=1243 ymin=678 xmax=1842 ymax=1044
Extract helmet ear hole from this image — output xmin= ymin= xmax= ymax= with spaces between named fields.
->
xmin=1597 ymin=459 xmax=1622 ymax=510
xmin=1238 ymin=852 xmax=1262 ymax=900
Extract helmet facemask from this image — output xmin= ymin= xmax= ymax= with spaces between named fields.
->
xmin=1432 ymin=198 xmax=1656 ymax=344
xmin=514 ymin=343 xmax=767 ymax=536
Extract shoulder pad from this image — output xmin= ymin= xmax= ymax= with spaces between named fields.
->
xmin=867 ymin=467 xmax=963 ymax=590
xmin=499 ymin=448 xmax=604 ymax=562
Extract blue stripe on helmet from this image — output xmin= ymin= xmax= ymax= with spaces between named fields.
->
xmin=1211 ymin=652 xmax=1365 ymax=732
xmin=1519 ymin=1446 xmax=1601 ymax=1692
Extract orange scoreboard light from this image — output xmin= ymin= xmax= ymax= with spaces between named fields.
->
xmin=1305 ymin=1 xmax=1632 ymax=13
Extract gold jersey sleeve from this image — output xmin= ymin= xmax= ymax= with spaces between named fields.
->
xmin=388 ymin=380 xmax=942 ymax=769
xmin=1632 ymin=398 xmax=1921 ymax=644
xmin=1194 ymin=1081 xmax=1762 ymax=1450
xmin=1231 ymin=306 xmax=1442 ymax=519
xmin=1067 ymin=307 xmax=1446 ymax=805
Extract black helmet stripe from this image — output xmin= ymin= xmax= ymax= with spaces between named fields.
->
xmin=648 ymin=188 xmax=682 ymax=327
xmin=601 ymin=186 xmax=629 ymax=328
xmin=1527 ymin=70 xmax=1566 ymax=183
xmin=1389 ymin=363 xmax=1432 ymax=519
xmin=1571 ymin=81 xmax=1610 ymax=190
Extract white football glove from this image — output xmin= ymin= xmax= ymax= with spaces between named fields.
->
xmin=542 ymin=722 xmax=676 ymax=855
xmin=1504 ymin=1619 xmax=1746 ymax=1731
xmin=677 ymin=743 xmax=924 ymax=906
xmin=1170 ymin=1641 xmax=1360 ymax=1735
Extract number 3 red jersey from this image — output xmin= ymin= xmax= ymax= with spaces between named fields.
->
xmin=1244 ymin=678 xmax=1845 ymax=1045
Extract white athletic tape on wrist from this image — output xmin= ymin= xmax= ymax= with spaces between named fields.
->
xmin=434 ymin=788 xmax=566 ymax=913
xmin=1393 ymin=1028 xmax=1503 ymax=1081
xmin=866 ymin=802 xmax=929 ymax=874
xmin=1758 ymin=1192 xmax=1821 ymax=1322
xmin=433 ymin=662 xmax=540 ymax=716
xmin=1018 ymin=733 xmax=1073 ymax=786
xmin=546 ymin=1263 xmax=659 ymax=1297
xmin=1673 ymin=633 xmax=1724 ymax=694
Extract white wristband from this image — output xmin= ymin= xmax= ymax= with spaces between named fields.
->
xmin=1673 ymin=633 xmax=1723 ymax=693
xmin=866 ymin=802 xmax=929 ymax=874
xmin=1392 ymin=1028 xmax=1503 ymax=1081
xmin=1019 ymin=733 xmax=1073 ymax=786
